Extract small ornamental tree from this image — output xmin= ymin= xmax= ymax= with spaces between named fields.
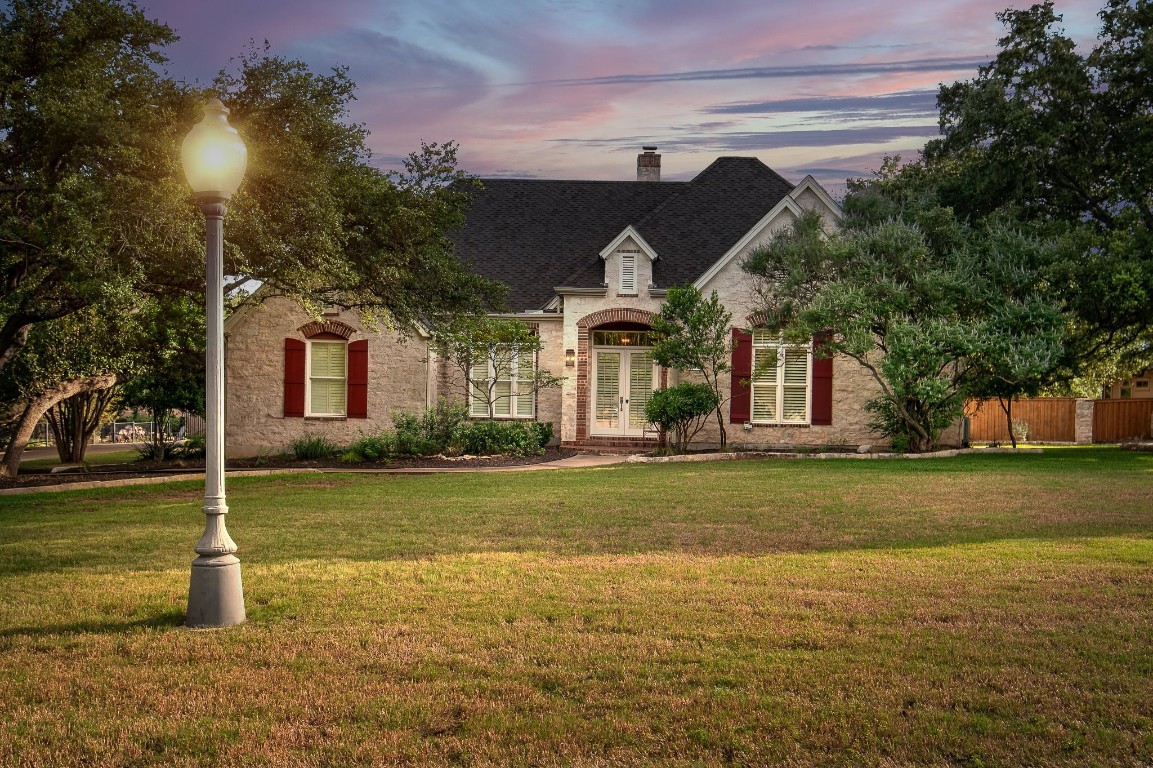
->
xmin=644 ymin=382 xmax=718 ymax=454
xmin=650 ymin=287 xmax=733 ymax=447
xmin=431 ymin=316 xmax=563 ymax=420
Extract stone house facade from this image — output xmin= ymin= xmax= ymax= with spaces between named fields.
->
xmin=223 ymin=150 xmax=889 ymax=455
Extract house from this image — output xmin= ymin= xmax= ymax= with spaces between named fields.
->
xmin=1102 ymin=368 xmax=1153 ymax=400
xmin=223 ymin=149 xmax=887 ymax=456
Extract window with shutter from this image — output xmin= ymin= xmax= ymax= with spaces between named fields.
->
xmin=750 ymin=332 xmax=811 ymax=424
xmin=619 ymin=253 xmax=636 ymax=294
xmin=308 ymin=341 xmax=347 ymax=416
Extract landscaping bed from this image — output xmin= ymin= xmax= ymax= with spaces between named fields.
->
xmin=3 ymin=447 xmax=578 ymax=489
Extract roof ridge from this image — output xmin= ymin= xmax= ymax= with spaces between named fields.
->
xmin=477 ymin=177 xmax=691 ymax=186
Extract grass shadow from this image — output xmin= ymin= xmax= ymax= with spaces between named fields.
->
xmin=0 ymin=608 xmax=186 ymax=639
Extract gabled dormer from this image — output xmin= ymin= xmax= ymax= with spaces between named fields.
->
xmin=599 ymin=226 xmax=658 ymax=298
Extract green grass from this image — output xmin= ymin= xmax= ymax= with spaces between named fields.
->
xmin=1 ymin=447 xmax=1151 ymax=766
xmin=19 ymin=448 xmax=141 ymax=470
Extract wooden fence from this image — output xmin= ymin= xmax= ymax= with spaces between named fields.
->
xmin=967 ymin=397 xmax=1152 ymax=443
xmin=1093 ymin=400 xmax=1153 ymax=442
xmin=966 ymin=398 xmax=1078 ymax=443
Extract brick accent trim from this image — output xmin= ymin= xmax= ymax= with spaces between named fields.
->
xmin=575 ymin=308 xmax=657 ymax=441
xmin=298 ymin=319 xmax=356 ymax=339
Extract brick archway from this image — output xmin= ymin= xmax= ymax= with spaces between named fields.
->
xmin=298 ymin=319 xmax=356 ymax=339
xmin=574 ymin=308 xmax=659 ymax=441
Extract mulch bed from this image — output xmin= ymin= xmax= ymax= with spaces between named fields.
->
xmin=3 ymin=447 xmax=579 ymax=490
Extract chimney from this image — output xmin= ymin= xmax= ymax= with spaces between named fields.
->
xmin=637 ymin=146 xmax=661 ymax=182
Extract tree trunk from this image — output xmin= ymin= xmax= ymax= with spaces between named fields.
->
xmin=1 ymin=374 xmax=120 ymax=477
xmin=713 ymin=405 xmax=727 ymax=448
xmin=45 ymin=388 xmax=118 ymax=463
xmin=999 ymin=397 xmax=1017 ymax=449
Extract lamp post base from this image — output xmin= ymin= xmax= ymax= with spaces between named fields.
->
xmin=186 ymin=554 xmax=246 ymax=628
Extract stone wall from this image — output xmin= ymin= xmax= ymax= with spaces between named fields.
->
xmin=224 ymin=297 xmax=430 ymax=456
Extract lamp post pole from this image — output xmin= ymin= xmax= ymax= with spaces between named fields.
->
xmin=183 ymin=99 xmax=247 ymax=628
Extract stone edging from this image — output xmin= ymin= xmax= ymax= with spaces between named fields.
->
xmin=626 ymin=447 xmax=1044 ymax=464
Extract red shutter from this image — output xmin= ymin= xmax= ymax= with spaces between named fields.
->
xmin=284 ymin=338 xmax=306 ymax=418
xmin=347 ymin=339 xmax=368 ymax=418
xmin=811 ymin=332 xmax=833 ymax=426
xmin=730 ymin=328 xmax=753 ymax=423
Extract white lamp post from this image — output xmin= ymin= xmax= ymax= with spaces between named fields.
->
xmin=182 ymin=99 xmax=248 ymax=628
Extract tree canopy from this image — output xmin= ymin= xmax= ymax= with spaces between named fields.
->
xmin=0 ymin=0 xmax=502 ymax=377
xmin=926 ymin=0 xmax=1153 ymax=360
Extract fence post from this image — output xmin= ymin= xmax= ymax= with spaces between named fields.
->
xmin=1075 ymin=399 xmax=1094 ymax=444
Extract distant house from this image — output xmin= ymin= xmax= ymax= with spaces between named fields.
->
xmin=223 ymin=149 xmax=890 ymax=456
xmin=1102 ymin=368 xmax=1153 ymax=399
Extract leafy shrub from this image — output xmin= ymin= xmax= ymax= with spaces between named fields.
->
xmin=176 ymin=434 xmax=206 ymax=459
xmin=291 ymin=433 xmax=339 ymax=460
xmin=864 ymin=396 xmax=956 ymax=453
xmin=453 ymin=420 xmax=552 ymax=456
xmin=136 ymin=440 xmax=178 ymax=461
xmin=644 ymin=383 xmax=718 ymax=454
xmin=341 ymin=432 xmax=395 ymax=463
xmin=392 ymin=400 xmax=470 ymax=457
xmin=528 ymin=421 xmax=553 ymax=448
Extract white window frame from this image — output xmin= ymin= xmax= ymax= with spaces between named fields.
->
xmin=750 ymin=331 xmax=812 ymax=425
xmin=306 ymin=339 xmax=348 ymax=417
xmin=469 ymin=346 xmax=536 ymax=419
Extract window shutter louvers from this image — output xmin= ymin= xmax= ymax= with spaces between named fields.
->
xmin=283 ymin=338 xmax=306 ymax=418
xmin=811 ymin=332 xmax=834 ymax=426
xmin=730 ymin=328 xmax=752 ymax=423
xmin=620 ymin=253 xmax=636 ymax=294
xmin=347 ymin=340 xmax=368 ymax=418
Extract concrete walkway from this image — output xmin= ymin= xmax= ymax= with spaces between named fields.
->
xmin=1 ymin=452 xmax=635 ymax=496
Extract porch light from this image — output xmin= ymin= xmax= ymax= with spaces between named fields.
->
xmin=565 ymin=349 xmax=575 ymax=367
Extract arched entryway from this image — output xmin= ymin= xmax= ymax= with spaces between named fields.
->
xmin=574 ymin=308 xmax=665 ymax=443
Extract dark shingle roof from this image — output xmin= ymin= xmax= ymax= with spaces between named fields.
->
xmin=451 ymin=158 xmax=794 ymax=312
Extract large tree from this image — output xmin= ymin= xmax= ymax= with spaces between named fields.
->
xmin=744 ymin=177 xmax=1069 ymax=452
xmin=0 ymin=1 xmax=501 ymax=376
xmin=0 ymin=0 xmax=186 ymax=370
xmin=925 ymin=0 xmax=1153 ymax=359
xmin=0 ymin=298 xmax=143 ymax=476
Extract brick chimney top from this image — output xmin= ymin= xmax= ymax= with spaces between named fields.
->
xmin=637 ymin=146 xmax=661 ymax=182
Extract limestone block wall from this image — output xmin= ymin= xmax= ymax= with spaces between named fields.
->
xmin=533 ymin=317 xmax=565 ymax=439
xmin=224 ymin=297 xmax=430 ymax=456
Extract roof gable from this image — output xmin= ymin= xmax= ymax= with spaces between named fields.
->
xmin=450 ymin=158 xmax=833 ymax=312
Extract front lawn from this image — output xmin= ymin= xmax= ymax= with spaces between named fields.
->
xmin=1 ymin=448 xmax=1150 ymax=766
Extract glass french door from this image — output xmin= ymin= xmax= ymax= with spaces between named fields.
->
xmin=592 ymin=348 xmax=656 ymax=436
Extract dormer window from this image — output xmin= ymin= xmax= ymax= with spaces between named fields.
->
xmin=619 ymin=251 xmax=637 ymax=294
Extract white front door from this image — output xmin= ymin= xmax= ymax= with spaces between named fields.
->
xmin=592 ymin=348 xmax=656 ymax=436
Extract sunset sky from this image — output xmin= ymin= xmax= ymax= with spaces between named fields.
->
xmin=141 ymin=0 xmax=1103 ymax=193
